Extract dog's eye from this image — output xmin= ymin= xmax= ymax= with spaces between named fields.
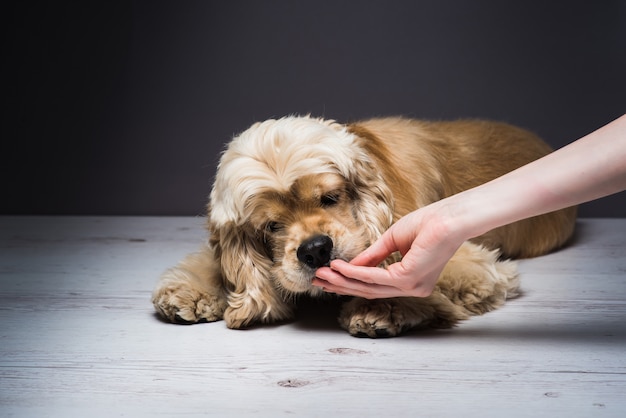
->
xmin=266 ymin=221 xmax=282 ymax=233
xmin=321 ymin=193 xmax=340 ymax=207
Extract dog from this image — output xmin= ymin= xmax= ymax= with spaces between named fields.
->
xmin=152 ymin=116 xmax=577 ymax=337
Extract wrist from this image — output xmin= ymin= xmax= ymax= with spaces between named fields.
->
xmin=438 ymin=179 xmax=524 ymax=242
xmin=425 ymin=197 xmax=477 ymax=249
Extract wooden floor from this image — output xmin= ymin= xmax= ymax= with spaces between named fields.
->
xmin=1 ymin=216 xmax=625 ymax=417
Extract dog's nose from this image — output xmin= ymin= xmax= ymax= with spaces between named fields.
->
xmin=297 ymin=235 xmax=333 ymax=269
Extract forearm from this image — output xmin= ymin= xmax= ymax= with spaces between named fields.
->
xmin=444 ymin=114 xmax=626 ymax=240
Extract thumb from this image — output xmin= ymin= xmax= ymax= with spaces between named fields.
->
xmin=350 ymin=229 xmax=400 ymax=267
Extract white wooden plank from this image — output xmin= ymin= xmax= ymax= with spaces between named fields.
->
xmin=1 ymin=216 xmax=625 ymax=417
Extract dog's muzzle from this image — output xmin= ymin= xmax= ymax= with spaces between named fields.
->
xmin=297 ymin=235 xmax=333 ymax=269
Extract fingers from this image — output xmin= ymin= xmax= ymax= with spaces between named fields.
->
xmin=326 ymin=259 xmax=391 ymax=284
xmin=313 ymin=266 xmax=405 ymax=299
xmin=315 ymin=258 xmax=436 ymax=298
xmin=349 ymin=240 xmax=393 ymax=267
xmin=350 ymin=217 xmax=420 ymax=267
xmin=315 ymin=257 xmax=438 ymax=298
xmin=349 ymin=227 xmax=407 ymax=267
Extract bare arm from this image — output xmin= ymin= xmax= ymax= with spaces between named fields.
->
xmin=314 ymin=114 xmax=626 ymax=299
xmin=459 ymin=113 xmax=626 ymax=238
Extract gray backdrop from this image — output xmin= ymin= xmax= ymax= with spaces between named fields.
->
xmin=5 ymin=0 xmax=626 ymax=217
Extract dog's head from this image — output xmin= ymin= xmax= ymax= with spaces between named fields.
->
xmin=208 ymin=116 xmax=394 ymax=326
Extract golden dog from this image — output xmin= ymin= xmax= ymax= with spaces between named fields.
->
xmin=152 ymin=116 xmax=576 ymax=337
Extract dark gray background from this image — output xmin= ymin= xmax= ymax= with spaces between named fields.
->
xmin=5 ymin=0 xmax=625 ymax=217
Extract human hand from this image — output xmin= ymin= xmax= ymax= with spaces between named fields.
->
xmin=313 ymin=206 xmax=465 ymax=299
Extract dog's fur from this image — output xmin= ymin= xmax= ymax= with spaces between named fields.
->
xmin=152 ymin=116 xmax=577 ymax=337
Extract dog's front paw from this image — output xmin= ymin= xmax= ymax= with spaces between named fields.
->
xmin=222 ymin=293 xmax=295 ymax=329
xmin=152 ymin=278 xmax=226 ymax=324
xmin=339 ymin=298 xmax=417 ymax=338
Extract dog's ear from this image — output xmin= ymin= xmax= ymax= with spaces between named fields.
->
xmin=345 ymin=123 xmax=416 ymax=265
xmin=348 ymin=158 xmax=396 ymax=248
xmin=343 ymin=124 xmax=395 ymax=245
xmin=208 ymin=220 xmax=294 ymax=329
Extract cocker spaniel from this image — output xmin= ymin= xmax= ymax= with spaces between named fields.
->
xmin=152 ymin=116 xmax=576 ymax=337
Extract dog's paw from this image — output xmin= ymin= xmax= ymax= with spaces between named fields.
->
xmin=446 ymin=277 xmax=514 ymax=315
xmin=339 ymin=295 xmax=469 ymax=337
xmin=338 ymin=298 xmax=420 ymax=338
xmin=222 ymin=294 xmax=295 ymax=330
xmin=152 ymin=280 xmax=226 ymax=324
xmin=437 ymin=243 xmax=520 ymax=316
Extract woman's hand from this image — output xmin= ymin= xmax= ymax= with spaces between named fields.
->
xmin=314 ymin=205 xmax=465 ymax=299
